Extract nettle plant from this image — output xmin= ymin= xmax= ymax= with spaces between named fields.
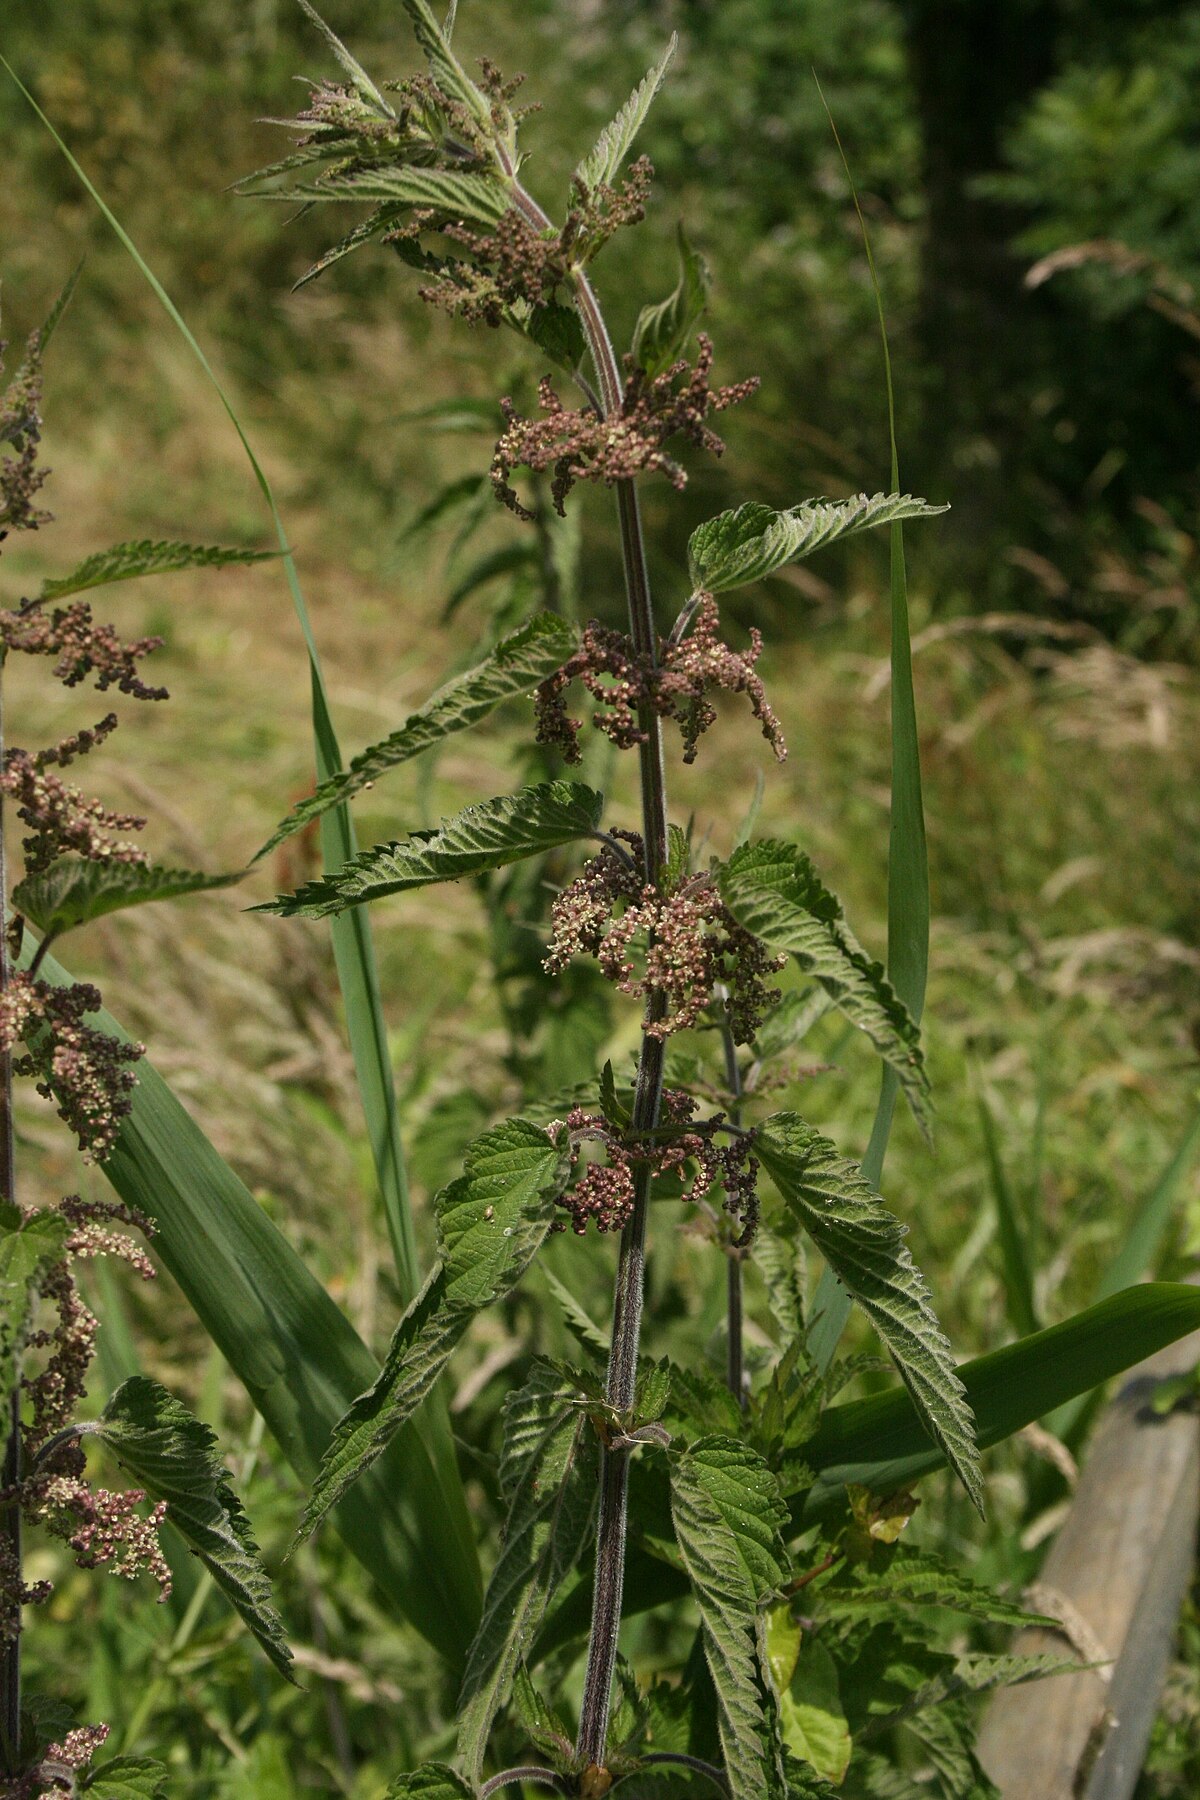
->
xmin=0 ymin=292 xmax=291 ymax=1796
xmin=237 ymin=8 xmax=1084 ymax=1797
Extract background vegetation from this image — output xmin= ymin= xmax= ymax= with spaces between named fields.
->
xmin=0 ymin=0 xmax=1198 ymax=1792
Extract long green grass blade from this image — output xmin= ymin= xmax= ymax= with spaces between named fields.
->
xmin=20 ymin=938 xmax=482 ymax=1667
xmin=808 ymin=88 xmax=929 ymax=1371
xmin=2 ymin=57 xmax=473 ymax=1540
xmin=976 ymin=1091 xmax=1039 ymax=1338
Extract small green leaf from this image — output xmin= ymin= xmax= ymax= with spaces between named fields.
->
xmin=37 ymin=539 xmax=276 ymax=603
xmin=293 ymin=205 xmax=409 ymax=289
xmin=0 ymin=1203 xmax=70 ymax=1419
xmin=537 ymin=1265 xmax=610 ymax=1363
xmin=261 ymin=783 xmax=604 ymax=918
xmin=81 ymin=1757 xmax=170 ymax=1798
xmin=457 ymin=1364 xmax=598 ymax=1782
xmin=398 ymin=0 xmax=494 ymax=131
xmin=721 ymin=842 xmax=928 ymax=1133
xmin=384 ymin=1765 xmax=476 ymax=1800
xmin=574 ymin=37 xmax=678 ymax=196
xmin=296 ymin=1120 xmax=572 ymax=1543
xmin=296 ymin=0 xmax=395 ymax=118
xmin=671 ymin=1436 xmax=789 ymax=1800
xmin=510 ymin=299 xmax=588 ymax=373
xmin=14 ymin=859 xmax=243 ymax=939
xmin=96 ymin=1376 xmax=293 ymax=1681
xmin=687 ymin=494 xmax=947 ymax=594
xmin=275 ymin=165 xmax=509 ymax=224
xmin=256 ymin=614 xmax=577 ymax=857
xmin=81 ymin=1758 xmax=169 ymax=1799
xmin=779 ymin=1640 xmax=851 ymax=1786
xmin=632 ymin=223 xmax=710 ymax=377
xmin=820 ymin=1550 xmax=1046 ymax=1628
xmin=756 ymin=1115 xmax=982 ymax=1515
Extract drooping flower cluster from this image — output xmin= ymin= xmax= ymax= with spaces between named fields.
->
xmin=492 ymin=336 xmax=760 ymax=520
xmin=9 ymin=1721 xmax=110 ymax=1799
xmin=535 ymin=594 xmax=786 ymax=767
xmin=0 ymin=976 xmax=143 ymax=1163
xmin=544 ymin=834 xmax=785 ymax=1043
xmin=1 ymin=596 xmax=167 ymax=699
xmin=0 ymin=328 xmax=51 ymax=534
xmin=550 ymin=1090 xmax=760 ymax=1244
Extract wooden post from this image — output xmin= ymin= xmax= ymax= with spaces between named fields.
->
xmin=977 ymin=1319 xmax=1200 ymax=1800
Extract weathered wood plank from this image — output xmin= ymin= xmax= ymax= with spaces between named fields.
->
xmin=977 ymin=1319 xmax=1200 ymax=1800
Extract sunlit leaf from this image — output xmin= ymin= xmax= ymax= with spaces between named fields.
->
xmin=268 ymin=164 xmax=510 ymax=224
xmin=37 ymin=539 xmax=275 ymax=603
xmin=574 ymin=37 xmax=677 ymax=195
xmin=14 ymin=859 xmax=242 ymax=940
xmin=262 ymin=782 xmax=604 ymax=918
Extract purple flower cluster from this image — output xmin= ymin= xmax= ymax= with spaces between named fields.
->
xmin=492 ymin=336 xmax=759 ymax=520
xmin=0 ymin=975 xmax=143 ymax=1164
xmin=544 ymin=836 xmax=785 ymax=1044
xmin=535 ymin=593 xmax=786 ymax=767
xmin=550 ymin=1091 xmax=760 ymax=1244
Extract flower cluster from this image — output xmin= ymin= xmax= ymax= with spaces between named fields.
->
xmin=1 ymin=746 xmax=148 ymax=876
xmin=0 ymin=975 xmax=143 ymax=1163
xmin=415 ymin=159 xmax=651 ymax=327
xmin=10 ymin=1722 xmax=110 ymax=1799
xmin=0 ymin=330 xmax=50 ymax=534
xmin=544 ymin=836 xmax=784 ymax=1043
xmin=535 ymin=594 xmax=786 ymax=766
xmin=1 ymin=597 xmax=167 ymax=699
xmin=492 ymin=335 xmax=759 ymax=520
xmin=551 ymin=1091 xmax=760 ymax=1244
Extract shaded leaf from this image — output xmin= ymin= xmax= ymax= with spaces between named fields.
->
xmin=688 ymin=494 xmax=947 ymax=594
xmin=14 ymin=858 xmax=242 ymax=939
xmin=384 ymin=1766 xmax=475 ymax=1800
xmin=81 ymin=1758 xmax=169 ymax=1798
xmin=721 ymin=842 xmax=928 ymax=1133
xmin=257 ymin=614 xmax=576 ymax=857
xmin=97 ymin=1376 xmax=293 ymax=1680
xmin=820 ymin=1551 xmax=1046 ymax=1628
xmin=511 ymin=299 xmax=588 ymax=373
xmin=262 ymin=782 xmax=604 ymax=918
xmin=0 ymin=1203 xmax=70 ymax=1418
xmin=296 ymin=1121 xmax=571 ymax=1543
xmin=457 ymin=1364 xmax=598 ymax=1781
xmin=294 ymin=204 xmax=408 ymax=288
xmin=574 ymin=37 xmax=677 ymax=195
xmin=756 ymin=1116 xmax=982 ymax=1514
xmin=671 ymin=1436 xmax=788 ymax=1800
xmin=38 ymin=540 xmax=275 ymax=604
xmin=632 ymin=223 xmax=710 ymax=377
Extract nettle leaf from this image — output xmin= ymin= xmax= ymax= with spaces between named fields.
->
xmin=81 ymin=1757 xmax=169 ymax=1799
xmin=262 ymin=782 xmax=604 ymax=919
xmin=779 ymin=1639 xmax=852 ymax=1786
xmin=574 ymin=36 xmax=678 ymax=196
xmin=399 ymin=0 xmax=494 ymax=129
xmin=294 ymin=204 xmax=408 ymax=289
xmin=756 ymin=1116 xmax=983 ymax=1515
xmin=457 ymin=1364 xmax=599 ymax=1782
xmin=753 ymin=1224 xmax=807 ymax=1350
xmin=821 ymin=1550 xmax=1045 ymax=1629
xmin=688 ymin=494 xmax=948 ymax=594
xmin=509 ymin=299 xmax=588 ymax=374
xmin=751 ymin=988 xmax=835 ymax=1061
xmin=296 ymin=1120 xmax=571 ymax=1544
xmin=257 ymin=614 xmax=577 ymax=858
xmin=538 ymin=1264 xmax=610 ymax=1363
xmin=721 ymin=842 xmax=929 ymax=1134
xmin=37 ymin=539 xmax=275 ymax=603
xmin=297 ymin=0 xmax=395 ymax=118
xmin=96 ymin=1376 xmax=293 ymax=1681
xmin=0 ymin=1203 xmax=70 ymax=1418
xmin=273 ymin=166 xmax=510 ymax=225
xmin=670 ymin=1436 xmax=789 ymax=1800
xmin=632 ymin=222 xmax=710 ymax=377
xmin=384 ymin=1765 xmax=475 ymax=1800
xmin=14 ymin=859 xmax=242 ymax=939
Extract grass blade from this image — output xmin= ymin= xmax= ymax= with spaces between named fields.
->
xmin=976 ymin=1089 xmax=1039 ymax=1338
xmin=808 ymin=87 xmax=929 ymax=1371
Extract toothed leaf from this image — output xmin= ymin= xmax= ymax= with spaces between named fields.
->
xmin=37 ymin=540 xmax=275 ymax=603
xmin=14 ymin=859 xmax=242 ymax=939
xmin=688 ymin=494 xmax=948 ymax=593
xmin=574 ymin=37 xmax=677 ymax=196
xmin=0 ymin=1204 xmax=70 ymax=1420
xmin=262 ymin=782 xmax=604 ymax=918
xmin=632 ymin=222 xmax=710 ymax=377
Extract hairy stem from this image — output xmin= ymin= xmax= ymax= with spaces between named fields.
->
xmin=508 ymin=173 xmax=670 ymax=1768
xmin=719 ymin=1006 xmax=746 ymax=1406
xmin=0 ymin=664 xmax=20 ymax=1774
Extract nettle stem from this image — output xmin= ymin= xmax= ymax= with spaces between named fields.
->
xmin=719 ymin=1007 xmax=746 ymax=1406
xmin=0 ymin=666 xmax=21 ymax=1774
xmin=510 ymin=175 xmax=670 ymax=1768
